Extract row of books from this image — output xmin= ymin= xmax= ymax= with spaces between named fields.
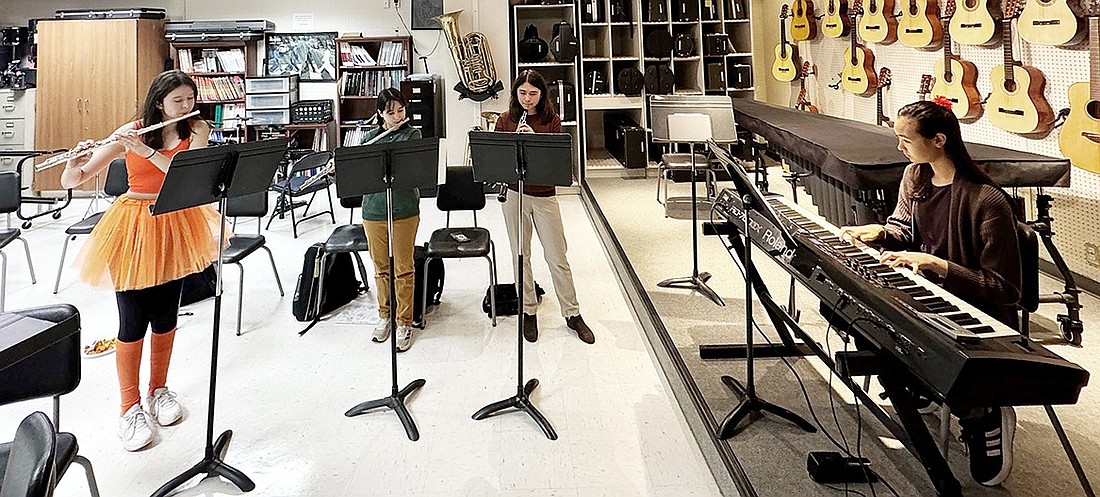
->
xmin=342 ymin=126 xmax=381 ymax=147
xmin=338 ymin=40 xmax=406 ymax=67
xmin=340 ymin=69 xmax=407 ymax=97
xmin=179 ymin=48 xmax=247 ymax=73
xmin=194 ymin=75 xmax=246 ymax=102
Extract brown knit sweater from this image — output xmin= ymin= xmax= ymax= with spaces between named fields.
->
xmin=494 ymin=110 xmax=563 ymax=197
xmin=879 ymin=163 xmax=1022 ymax=328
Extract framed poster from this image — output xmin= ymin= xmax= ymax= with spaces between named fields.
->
xmin=411 ymin=0 xmax=444 ymax=30
xmin=265 ymin=32 xmax=338 ymax=82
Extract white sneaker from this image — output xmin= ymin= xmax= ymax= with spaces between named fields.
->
xmin=372 ymin=320 xmax=392 ymax=343
xmin=118 ymin=403 xmax=155 ymax=451
xmin=395 ymin=326 xmax=414 ymax=352
xmin=147 ymin=387 xmax=183 ymax=426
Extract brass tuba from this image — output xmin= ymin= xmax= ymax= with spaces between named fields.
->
xmin=434 ymin=10 xmax=504 ymax=101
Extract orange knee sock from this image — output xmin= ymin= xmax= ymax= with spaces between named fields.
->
xmin=148 ymin=329 xmax=176 ymax=396
xmin=116 ymin=338 xmax=144 ymax=415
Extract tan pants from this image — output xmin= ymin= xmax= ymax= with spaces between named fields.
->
xmin=363 ymin=215 xmax=420 ymax=327
xmin=502 ymin=191 xmax=580 ymax=317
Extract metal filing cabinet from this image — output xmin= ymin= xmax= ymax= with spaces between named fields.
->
xmin=0 ymin=88 xmax=35 ymax=189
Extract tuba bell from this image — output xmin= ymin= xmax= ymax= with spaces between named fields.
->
xmin=434 ymin=10 xmax=504 ymax=102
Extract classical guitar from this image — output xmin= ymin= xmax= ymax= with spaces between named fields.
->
xmin=1058 ymin=0 xmax=1100 ymax=173
xmin=773 ymin=5 xmax=801 ymax=82
xmin=876 ymin=67 xmax=894 ymax=126
xmin=859 ymin=0 xmax=899 ymax=43
xmin=932 ymin=0 xmax=984 ymax=120
xmin=899 ymin=0 xmax=945 ymax=48
xmin=1019 ymin=0 xmax=1086 ymax=46
xmin=797 ymin=61 xmax=821 ymax=113
xmin=844 ymin=0 xmax=879 ymax=95
xmin=823 ymin=0 xmax=852 ymax=37
xmin=987 ymin=0 xmax=1056 ymax=135
xmin=918 ymin=73 xmax=934 ymax=101
xmin=951 ymin=0 xmax=1001 ymax=45
xmin=792 ymin=0 xmax=820 ymax=40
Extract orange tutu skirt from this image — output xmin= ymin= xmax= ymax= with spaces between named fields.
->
xmin=73 ymin=195 xmax=227 ymax=291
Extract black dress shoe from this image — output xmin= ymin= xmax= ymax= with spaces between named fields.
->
xmin=566 ymin=315 xmax=595 ymax=344
xmin=523 ymin=313 xmax=538 ymax=343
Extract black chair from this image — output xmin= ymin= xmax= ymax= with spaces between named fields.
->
xmin=0 ymin=171 xmax=36 ymax=312
xmin=0 ymin=412 xmax=55 ymax=497
xmin=0 ymin=304 xmax=100 ymax=497
xmin=266 ymin=151 xmax=336 ymax=238
xmin=420 ymin=166 xmax=497 ymax=328
xmin=314 ymin=196 xmax=371 ymax=318
xmin=1017 ymin=220 xmax=1041 ymax=337
xmin=223 ymin=192 xmax=285 ymax=336
xmin=53 ymin=158 xmax=129 ymax=294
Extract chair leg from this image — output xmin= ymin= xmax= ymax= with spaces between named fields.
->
xmin=73 ymin=455 xmax=101 ymax=497
xmin=266 ymin=190 xmax=285 ymax=230
xmin=290 ymin=194 xmax=299 ymax=239
xmin=236 ymin=262 xmax=245 ymax=336
xmin=656 ymin=164 xmax=664 ymax=204
xmin=18 ymin=236 xmax=35 ymax=283
xmin=488 ymin=241 xmax=498 ymax=326
xmin=54 ymin=235 xmax=75 ymax=294
xmin=261 ymin=246 xmax=285 ymax=296
xmin=325 ymin=185 xmax=336 ymax=223
xmin=1 ymin=250 xmax=6 ymax=312
xmin=419 ymin=256 xmax=431 ymax=329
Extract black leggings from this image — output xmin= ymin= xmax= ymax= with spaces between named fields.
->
xmin=115 ymin=278 xmax=185 ymax=343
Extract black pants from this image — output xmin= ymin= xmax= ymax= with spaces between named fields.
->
xmin=115 ymin=278 xmax=185 ymax=343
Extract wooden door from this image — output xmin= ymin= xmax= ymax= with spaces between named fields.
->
xmin=34 ymin=20 xmax=94 ymax=191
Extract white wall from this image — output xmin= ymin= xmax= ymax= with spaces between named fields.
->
xmin=1 ymin=0 xmax=517 ymax=162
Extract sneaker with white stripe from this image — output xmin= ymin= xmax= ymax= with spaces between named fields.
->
xmin=960 ymin=406 xmax=1016 ymax=486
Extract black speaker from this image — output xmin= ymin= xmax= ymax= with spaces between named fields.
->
xmin=616 ymin=66 xmax=644 ymax=96
xmin=702 ymin=0 xmax=719 ymax=20
xmin=645 ymin=28 xmax=673 ymax=57
xmin=548 ymin=79 xmax=576 ymax=122
xmin=517 ymin=24 xmax=548 ymax=62
xmin=705 ymin=63 xmax=726 ymax=90
xmin=604 ymin=113 xmax=647 ymax=169
xmin=584 ymin=69 xmax=607 ymax=94
xmin=674 ymin=0 xmax=699 ymax=21
xmin=673 ymin=33 xmax=695 ymax=57
xmin=646 ymin=0 xmax=668 ymax=22
xmin=582 ymin=0 xmax=604 ymax=23
xmin=704 ymin=33 xmax=730 ymax=56
xmin=610 ymin=0 xmax=631 ymax=21
xmin=644 ymin=64 xmax=674 ymax=95
xmin=729 ymin=63 xmax=753 ymax=89
xmin=550 ymin=22 xmax=578 ymax=62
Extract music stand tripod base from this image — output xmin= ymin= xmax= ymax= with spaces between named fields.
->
xmin=346 ymin=378 xmax=427 ymax=441
xmin=473 ymin=378 xmax=557 ymax=440
xmin=152 ymin=430 xmax=254 ymax=496
xmin=657 ymin=273 xmax=725 ymax=307
xmin=717 ymin=375 xmax=817 ymax=439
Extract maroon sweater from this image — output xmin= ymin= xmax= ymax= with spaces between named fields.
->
xmin=494 ymin=110 xmax=563 ymax=197
xmin=879 ymin=163 xmax=1022 ymax=328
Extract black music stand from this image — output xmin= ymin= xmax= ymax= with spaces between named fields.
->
xmin=707 ymin=139 xmax=816 ymax=440
xmin=649 ymin=96 xmax=738 ymax=307
xmin=150 ymin=139 xmax=287 ymax=497
xmin=336 ymin=137 xmax=442 ymax=442
xmin=468 ymin=130 xmax=572 ymax=440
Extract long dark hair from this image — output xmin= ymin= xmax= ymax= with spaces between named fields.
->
xmin=375 ymin=87 xmax=408 ymax=127
xmin=139 ymin=70 xmax=197 ymax=150
xmin=508 ymin=69 xmax=556 ymax=119
xmin=897 ymin=100 xmax=995 ymax=199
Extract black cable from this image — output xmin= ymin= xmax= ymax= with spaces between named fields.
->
xmin=392 ymin=5 xmax=443 ymax=67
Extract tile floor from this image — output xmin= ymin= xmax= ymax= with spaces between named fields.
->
xmin=0 ymin=191 xmax=723 ymax=497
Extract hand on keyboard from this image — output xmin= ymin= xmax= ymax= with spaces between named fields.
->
xmin=880 ymin=251 xmax=948 ymax=278
xmin=840 ymin=224 xmax=885 ymax=245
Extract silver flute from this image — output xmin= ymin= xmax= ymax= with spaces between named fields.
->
xmin=36 ymin=111 xmax=201 ymax=172
xmin=496 ymin=110 xmax=529 ymax=202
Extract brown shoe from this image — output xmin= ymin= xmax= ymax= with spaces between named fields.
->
xmin=522 ymin=313 xmax=538 ymax=343
xmin=566 ymin=315 xmax=595 ymax=344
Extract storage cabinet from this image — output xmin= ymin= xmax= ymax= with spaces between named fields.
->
xmin=0 ymin=89 xmax=35 ymax=189
xmin=172 ymin=39 xmax=259 ymax=144
xmin=34 ymin=19 xmax=168 ymax=192
xmin=335 ymin=36 xmax=413 ymax=145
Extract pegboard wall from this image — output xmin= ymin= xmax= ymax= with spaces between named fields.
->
xmin=776 ymin=3 xmax=1100 ymax=286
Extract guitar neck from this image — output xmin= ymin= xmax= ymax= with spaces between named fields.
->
xmin=1091 ymin=17 xmax=1099 ymax=102
xmin=1003 ymin=16 xmax=1015 ymax=84
xmin=877 ymin=91 xmax=885 ymax=124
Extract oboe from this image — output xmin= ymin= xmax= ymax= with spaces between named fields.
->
xmin=496 ymin=110 xmax=529 ymax=203
xmin=299 ymin=118 xmax=411 ymax=190
xmin=35 ymin=111 xmax=201 ymax=172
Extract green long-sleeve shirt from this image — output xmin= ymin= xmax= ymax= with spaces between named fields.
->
xmin=358 ymin=125 xmax=422 ymax=221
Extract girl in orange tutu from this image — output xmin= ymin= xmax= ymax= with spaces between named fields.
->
xmin=60 ymin=70 xmax=220 ymax=451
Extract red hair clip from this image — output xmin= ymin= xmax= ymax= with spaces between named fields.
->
xmin=931 ymin=95 xmax=953 ymax=110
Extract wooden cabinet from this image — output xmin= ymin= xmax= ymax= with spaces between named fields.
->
xmin=172 ymin=40 xmax=258 ymax=144
xmin=34 ymin=19 xmax=168 ymax=192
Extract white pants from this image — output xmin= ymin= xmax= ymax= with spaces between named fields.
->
xmin=501 ymin=190 xmax=580 ymax=317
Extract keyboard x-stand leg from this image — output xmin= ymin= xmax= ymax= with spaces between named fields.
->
xmin=878 ymin=372 xmax=962 ymax=497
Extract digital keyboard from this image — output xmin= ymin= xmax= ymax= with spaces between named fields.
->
xmin=713 ymin=188 xmax=1089 ymax=410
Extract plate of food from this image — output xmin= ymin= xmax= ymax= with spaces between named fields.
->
xmin=83 ymin=338 xmax=117 ymax=358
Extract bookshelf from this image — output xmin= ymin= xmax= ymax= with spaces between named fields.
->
xmin=172 ymin=40 xmax=258 ymax=144
xmin=335 ymin=35 xmax=413 ymax=145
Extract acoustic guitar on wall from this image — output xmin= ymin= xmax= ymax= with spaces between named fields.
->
xmin=797 ymin=61 xmax=821 ymax=113
xmin=844 ymin=0 xmax=880 ymax=95
xmin=792 ymin=0 xmax=820 ymax=40
xmin=1058 ymin=0 xmax=1100 ymax=173
xmin=987 ymin=0 xmax=1056 ymax=135
xmin=932 ymin=0 xmax=985 ymax=120
xmin=823 ymin=0 xmax=852 ymax=37
xmin=1019 ymin=0 xmax=1086 ymax=46
xmin=876 ymin=67 xmax=894 ymax=126
xmin=950 ymin=0 xmax=1001 ymax=45
xmin=859 ymin=0 xmax=899 ymax=43
xmin=899 ymin=0 xmax=945 ymax=48
xmin=773 ymin=5 xmax=801 ymax=82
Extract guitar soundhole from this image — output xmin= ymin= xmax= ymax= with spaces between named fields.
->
xmin=910 ymin=4 xmax=918 ymax=15
xmin=945 ymin=73 xmax=954 ymax=84
xmin=1087 ymin=100 xmax=1100 ymax=120
xmin=1004 ymin=80 xmax=1018 ymax=93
